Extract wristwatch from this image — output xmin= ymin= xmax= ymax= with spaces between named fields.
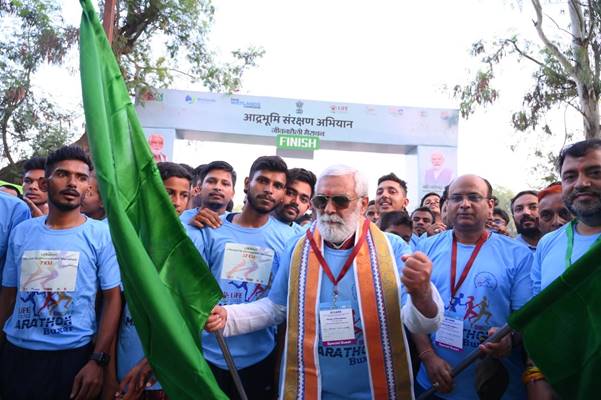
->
xmin=90 ymin=352 xmax=110 ymax=367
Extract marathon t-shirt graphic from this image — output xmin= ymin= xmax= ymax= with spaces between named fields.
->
xmin=416 ymin=230 xmax=533 ymax=400
xmin=2 ymin=217 xmax=121 ymax=351
xmin=181 ymin=210 xmax=297 ymax=370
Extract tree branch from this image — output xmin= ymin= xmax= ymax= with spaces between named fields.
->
xmin=531 ymin=0 xmax=577 ymax=78
xmin=544 ymin=12 xmax=578 ymax=39
xmin=505 ymin=39 xmax=547 ymax=69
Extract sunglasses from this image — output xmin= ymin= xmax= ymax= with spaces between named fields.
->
xmin=311 ymin=194 xmax=357 ymax=210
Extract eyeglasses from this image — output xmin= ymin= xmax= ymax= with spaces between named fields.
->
xmin=311 ymin=194 xmax=357 ymax=210
xmin=448 ymin=194 xmax=488 ymax=204
xmin=540 ymin=208 xmax=571 ymax=222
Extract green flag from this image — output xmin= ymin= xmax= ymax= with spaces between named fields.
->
xmin=508 ymin=234 xmax=601 ymax=399
xmin=79 ymin=1 xmax=226 ymax=398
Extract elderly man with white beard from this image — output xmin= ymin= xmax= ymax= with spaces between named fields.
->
xmin=205 ymin=165 xmax=444 ymax=400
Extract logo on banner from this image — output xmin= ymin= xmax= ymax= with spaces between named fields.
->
xmin=231 ymin=98 xmax=261 ymax=109
xmin=388 ymin=107 xmax=404 ymax=117
xmin=295 ymin=100 xmax=304 ymax=114
xmin=329 ymin=104 xmax=348 ymax=114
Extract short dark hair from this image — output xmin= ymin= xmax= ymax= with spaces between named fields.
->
xmin=1 ymin=184 xmax=21 ymax=198
xmin=493 ymin=208 xmax=510 ymax=224
xmin=483 ymin=178 xmax=493 ymax=199
xmin=193 ymin=164 xmax=207 ymax=186
xmin=440 ymin=185 xmax=450 ymax=208
xmin=557 ymin=139 xmax=601 ymax=173
xmin=368 ymin=199 xmax=376 ymax=207
xmin=45 ymin=146 xmax=93 ymax=178
xmin=198 ymin=160 xmax=237 ymax=187
xmin=23 ymin=157 xmax=46 ymax=175
xmin=377 ymin=173 xmax=408 ymax=194
xmin=411 ymin=206 xmax=435 ymax=221
xmin=510 ymin=190 xmax=538 ymax=212
xmin=248 ymin=156 xmax=288 ymax=181
xmin=158 ymin=162 xmax=193 ymax=183
xmin=179 ymin=163 xmax=195 ymax=178
xmin=420 ymin=192 xmax=440 ymax=207
xmin=288 ymin=168 xmax=316 ymax=197
xmin=380 ymin=211 xmax=412 ymax=231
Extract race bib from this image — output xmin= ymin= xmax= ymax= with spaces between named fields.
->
xmin=435 ymin=316 xmax=464 ymax=352
xmin=319 ymin=302 xmax=356 ymax=346
xmin=221 ymin=243 xmax=274 ymax=285
xmin=20 ymin=250 xmax=80 ymax=292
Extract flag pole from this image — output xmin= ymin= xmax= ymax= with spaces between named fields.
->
xmin=417 ymin=324 xmax=512 ymax=400
xmin=215 ymin=329 xmax=249 ymax=400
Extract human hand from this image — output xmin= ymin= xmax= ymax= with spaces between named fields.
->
xmin=421 ymin=351 xmax=453 ymax=393
xmin=479 ymin=327 xmax=512 ymax=358
xmin=205 ymin=306 xmax=227 ymax=332
xmin=190 ymin=207 xmax=222 ymax=229
xmin=71 ymin=361 xmax=103 ymax=400
xmin=427 ymin=223 xmax=447 ymax=236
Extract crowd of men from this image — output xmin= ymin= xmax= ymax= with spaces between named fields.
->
xmin=0 ymin=138 xmax=600 ymax=400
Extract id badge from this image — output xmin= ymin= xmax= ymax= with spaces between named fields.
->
xmin=319 ymin=301 xmax=356 ymax=346
xmin=20 ymin=250 xmax=80 ymax=292
xmin=221 ymin=243 xmax=274 ymax=285
xmin=434 ymin=316 xmax=464 ymax=352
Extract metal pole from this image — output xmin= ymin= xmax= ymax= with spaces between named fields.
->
xmin=215 ymin=329 xmax=249 ymax=400
xmin=416 ymin=324 xmax=512 ymax=400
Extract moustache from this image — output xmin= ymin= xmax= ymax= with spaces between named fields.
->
xmin=256 ymin=194 xmax=275 ymax=203
xmin=568 ymin=188 xmax=601 ymax=201
xmin=319 ymin=213 xmax=345 ymax=224
xmin=284 ymin=204 xmax=299 ymax=213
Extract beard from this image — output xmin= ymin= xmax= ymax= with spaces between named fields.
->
xmin=565 ymin=187 xmax=601 ymax=226
xmin=316 ymin=204 xmax=361 ymax=244
xmin=515 ymin=215 xmax=541 ymax=238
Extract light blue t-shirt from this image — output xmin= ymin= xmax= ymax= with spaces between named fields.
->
xmin=269 ymin=231 xmax=412 ymax=400
xmin=0 ymin=193 xmax=30 ymax=278
xmin=271 ymin=215 xmax=306 ymax=235
xmin=416 ymin=230 xmax=532 ymax=400
xmin=514 ymin=234 xmax=536 ymax=252
xmin=532 ymin=223 xmax=601 ymax=295
xmin=181 ymin=209 xmax=297 ymax=369
xmin=2 ymin=216 xmax=121 ymax=350
xmin=117 ymin=304 xmax=161 ymax=390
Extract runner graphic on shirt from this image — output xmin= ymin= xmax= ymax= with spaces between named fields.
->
xmin=471 ymin=296 xmax=492 ymax=325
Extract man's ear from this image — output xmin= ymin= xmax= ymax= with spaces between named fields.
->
xmin=243 ymin=177 xmax=249 ymax=194
xmin=359 ymin=196 xmax=369 ymax=215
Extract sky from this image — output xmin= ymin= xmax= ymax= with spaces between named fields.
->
xmin=39 ymin=0 xmax=582 ymax=205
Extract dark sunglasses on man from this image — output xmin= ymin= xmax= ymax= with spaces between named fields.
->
xmin=311 ymin=194 xmax=357 ymax=210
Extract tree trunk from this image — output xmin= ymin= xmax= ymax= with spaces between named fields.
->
xmin=569 ymin=1 xmax=601 ymax=139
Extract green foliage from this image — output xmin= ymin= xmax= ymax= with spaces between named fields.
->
xmin=0 ymin=0 xmax=264 ymax=174
xmin=111 ymin=0 xmax=265 ymax=96
xmin=0 ymin=0 xmax=78 ymax=167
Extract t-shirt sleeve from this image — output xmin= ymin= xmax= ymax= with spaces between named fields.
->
xmin=13 ymin=201 xmax=31 ymax=226
xmin=2 ymin=231 xmax=19 ymax=287
xmin=531 ymin=246 xmax=543 ymax=296
xmin=510 ymin=246 xmax=534 ymax=310
xmin=268 ymin=243 xmax=294 ymax=307
xmin=97 ymin=235 xmax=122 ymax=290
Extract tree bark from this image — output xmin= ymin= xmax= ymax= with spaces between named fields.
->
xmin=569 ymin=0 xmax=600 ymax=139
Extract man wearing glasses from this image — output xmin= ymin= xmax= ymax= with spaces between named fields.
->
xmin=205 ymin=164 xmax=444 ymax=399
xmin=411 ymin=174 xmax=533 ymax=399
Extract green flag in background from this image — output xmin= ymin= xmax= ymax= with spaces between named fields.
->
xmin=508 ymin=237 xmax=601 ymax=399
xmin=79 ymin=1 xmax=226 ymax=398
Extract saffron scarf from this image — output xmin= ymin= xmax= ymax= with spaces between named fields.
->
xmin=281 ymin=218 xmax=413 ymax=399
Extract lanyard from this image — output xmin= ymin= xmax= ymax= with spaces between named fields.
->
xmin=450 ymin=231 xmax=489 ymax=298
xmin=306 ymin=218 xmax=370 ymax=305
xmin=565 ymin=220 xmax=601 ymax=268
